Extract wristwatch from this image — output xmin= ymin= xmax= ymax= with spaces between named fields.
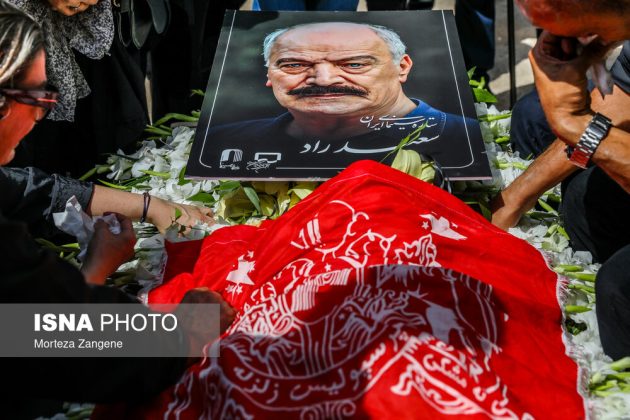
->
xmin=565 ymin=113 xmax=613 ymax=169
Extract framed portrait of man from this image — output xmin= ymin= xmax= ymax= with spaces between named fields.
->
xmin=186 ymin=10 xmax=492 ymax=181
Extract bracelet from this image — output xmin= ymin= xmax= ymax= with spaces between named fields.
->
xmin=140 ymin=192 xmax=151 ymax=223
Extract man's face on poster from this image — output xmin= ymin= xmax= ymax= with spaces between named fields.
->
xmin=265 ymin=23 xmax=413 ymax=119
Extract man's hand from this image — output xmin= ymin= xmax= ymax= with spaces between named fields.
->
xmin=490 ymin=191 xmax=523 ymax=231
xmin=530 ymin=31 xmax=613 ymax=140
xmin=81 ymin=213 xmax=137 ymax=285
xmin=175 ymin=288 xmax=236 ymax=363
xmin=147 ymin=197 xmax=214 ymax=234
xmin=46 ymin=0 xmax=98 ymax=16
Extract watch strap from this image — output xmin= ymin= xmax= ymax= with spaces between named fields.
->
xmin=565 ymin=113 xmax=612 ymax=169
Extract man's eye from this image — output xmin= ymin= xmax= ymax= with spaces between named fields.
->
xmin=281 ymin=63 xmax=308 ymax=69
xmin=342 ymin=62 xmax=370 ymax=70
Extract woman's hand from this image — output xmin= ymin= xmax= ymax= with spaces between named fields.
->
xmin=46 ymin=0 xmax=98 ymax=16
xmin=81 ymin=213 xmax=137 ymax=285
xmin=147 ymin=197 xmax=215 ymax=234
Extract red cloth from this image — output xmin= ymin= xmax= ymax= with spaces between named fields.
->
xmin=134 ymin=161 xmax=583 ymax=418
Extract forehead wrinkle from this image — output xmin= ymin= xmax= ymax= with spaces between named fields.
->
xmin=271 ymin=26 xmax=390 ymax=60
xmin=273 ymin=50 xmax=381 ymax=64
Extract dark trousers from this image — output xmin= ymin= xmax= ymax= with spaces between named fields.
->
xmin=512 ymin=89 xmax=630 ymax=358
xmin=595 ymin=245 xmax=630 ymax=360
xmin=509 ymin=89 xmax=556 ymax=159
xmin=563 ymin=167 xmax=630 ymax=358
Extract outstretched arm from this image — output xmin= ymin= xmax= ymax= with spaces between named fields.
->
xmin=87 ymin=185 xmax=214 ymax=233
xmin=491 ymin=139 xmax=577 ymax=229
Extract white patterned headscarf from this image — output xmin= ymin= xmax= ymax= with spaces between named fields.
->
xmin=8 ymin=0 xmax=114 ymax=121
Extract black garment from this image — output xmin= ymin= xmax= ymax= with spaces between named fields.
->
xmin=561 ymin=166 xmax=630 ymax=263
xmin=12 ymin=36 xmax=149 ymax=177
xmin=0 ymin=168 xmax=188 ymax=405
xmin=611 ymin=41 xmax=630 ymax=93
xmin=595 ymin=245 xmax=630 ymax=360
xmin=150 ymin=0 xmax=247 ymax=117
xmin=0 ymin=166 xmax=93 ymax=237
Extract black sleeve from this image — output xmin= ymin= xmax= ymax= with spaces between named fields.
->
xmin=0 ymin=166 xmax=94 ymax=237
xmin=0 ymin=215 xmax=188 ymax=402
xmin=611 ymin=40 xmax=630 ymax=94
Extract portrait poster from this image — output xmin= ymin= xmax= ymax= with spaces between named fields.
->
xmin=186 ymin=10 xmax=492 ymax=181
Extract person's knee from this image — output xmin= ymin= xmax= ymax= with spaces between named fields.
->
xmin=596 ymin=246 xmax=630 ymax=359
xmin=561 ymin=169 xmax=591 ymax=254
xmin=563 ymin=167 xmax=630 ymax=262
xmin=596 ymin=248 xmax=630 ymax=303
xmin=509 ymin=89 xmax=555 ymax=158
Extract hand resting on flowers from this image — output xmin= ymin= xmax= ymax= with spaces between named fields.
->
xmin=89 ymin=185 xmax=214 ymax=234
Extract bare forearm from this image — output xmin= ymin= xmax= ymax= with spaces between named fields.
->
xmin=87 ymin=186 xmax=145 ymax=219
xmin=505 ymin=140 xmax=577 ymax=209
xmin=491 ymin=140 xmax=577 ymax=229
xmin=86 ymin=186 xmax=213 ymax=233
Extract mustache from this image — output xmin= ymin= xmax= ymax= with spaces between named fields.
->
xmin=287 ymin=85 xmax=369 ymax=97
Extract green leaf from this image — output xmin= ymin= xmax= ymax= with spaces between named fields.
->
xmin=78 ymin=167 xmax=97 ymax=181
xmin=177 ymin=166 xmax=191 ymax=185
xmin=139 ymin=169 xmax=171 ymax=179
xmin=381 ymin=122 xmax=428 ymax=163
xmin=98 ymin=179 xmax=132 ymax=190
xmin=554 ymin=264 xmax=583 ymax=273
xmin=144 ymin=125 xmax=172 ymax=136
xmin=564 ymin=305 xmax=591 ymax=314
xmin=153 ymin=113 xmax=199 ymax=127
xmin=567 ymin=283 xmax=595 ymax=294
xmin=610 ymin=357 xmax=630 ymax=372
xmin=537 ymin=198 xmax=558 ymax=215
xmin=174 ymin=208 xmax=182 ymax=220
xmin=215 ymin=189 xmax=256 ymax=220
xmin=259 ymin=194 xmax=277 ymax=217
xmin=473 ymin=87 xmax=498 ymax=103
xmin=191 ymin=89 xmax=205 ymax=97
xmin=187 ymin=191 xmax=216 ymax=204
xmin=218 ymin=180 xmax=241 ymax=192
xmin=467 ymin=66 xmax=477 ymax=81
xmin=565 ymin=272 xmax=596 ymax=282
xmin=478 ymin=112 xmax=512 ymax=122
xmin=289 ymin=182 xmax=318 ymax=200
xmin=243 ymin=186 xmax=262 ymax=214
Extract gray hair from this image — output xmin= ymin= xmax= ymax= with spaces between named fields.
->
xmin=0 ymin=0 xmax=44 ymax=107
xmin=262 ymin=22 xmax=407 ymax=67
